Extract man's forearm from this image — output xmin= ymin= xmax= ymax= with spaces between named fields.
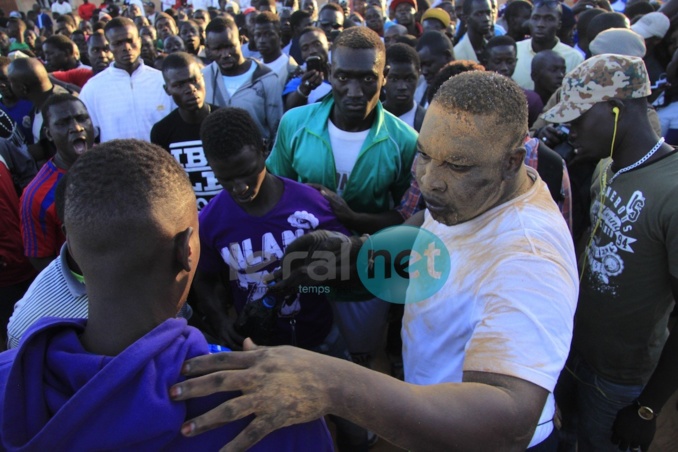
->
xmin=284 ymin=92 xmax=308 ymax=111
xmin=327 ymin=360 xmax=544 ymax=451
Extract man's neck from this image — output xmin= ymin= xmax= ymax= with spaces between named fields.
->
xmin=236 ymin=172 xmax=284 ymax=217
xmin=53 ymin=151 xmax=74 ymax=171
xmin=220 ymin=58 xmax=252 ymax=77
xmin=467 ymin=28 xmax=486 ymax=52
xmin=65 ymin=59 xmax=79 ymax=70
xmin=534 ymin=85 xmax=550 ymax=105
xmin=531 ymin=37 xmax=557 ymax=53
xmin=80 ymin=283 xmax=180 ymax=356
xmin=114 ymin=58 xmax=141 ymax=75
xmin=178 ymin=103 xmax=211 ymax=124
xmin=610 ymin=128 xmax=673 ymax=173
xmin=262 ymin=50 xmax=282 ymax=64
xmin=330 ymin=105 xmax=377 ymax=132
xmin=383 ymin=99 xmax=413 ymax=118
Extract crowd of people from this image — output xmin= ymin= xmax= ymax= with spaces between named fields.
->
xmin=0 ymin=0 xmax=676 ymax=450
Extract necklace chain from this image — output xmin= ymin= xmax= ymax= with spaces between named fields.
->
xmin=607 ymin=138 xmax=665 ymax=185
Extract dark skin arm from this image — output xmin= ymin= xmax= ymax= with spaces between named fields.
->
xmin=170 ymin=341 xmax=547 ymax=452
xmin=307 ymin=183 xmax=405 ymax=234
xmin=284 ymin=70 xmax=323 ymax=111
xmin=611 ymin=275 xmax=678 ymax=450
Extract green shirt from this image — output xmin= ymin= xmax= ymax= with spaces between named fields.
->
xmin=267 ymin=96 xmax=418 ymax=214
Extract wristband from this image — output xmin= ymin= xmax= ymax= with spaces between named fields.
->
xmin=296 ymin=86 xmax=309 ymax=98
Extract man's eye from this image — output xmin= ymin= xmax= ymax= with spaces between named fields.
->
xmin=417 ymin=151 xmax=430 ymax=161
xmin=445 ymin=162 xmax=469 ymax=171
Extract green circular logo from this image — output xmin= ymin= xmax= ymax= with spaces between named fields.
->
xmin=357 ymin=225 xmax=450 ymax=304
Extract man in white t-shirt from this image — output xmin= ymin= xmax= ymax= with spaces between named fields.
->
xmin=51 ymin=0 xmax=72 ymax=17
xmin=171 ymin=71 xmax=579 ymax=452
xmin=253 ymin=11 xmax=298 ymax=91
xmin=202 ymin=17 xmax=283 ymax=142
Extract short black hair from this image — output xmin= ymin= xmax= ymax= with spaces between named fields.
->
xmin=43 ymin=34 xmax=76 ymax=54
xmin=320 ymin=2 xmax=345 ymax=15
xmin=56 ymin=14 xmax=76 ymax=27
xmin=161 ymin=51 xmax=201 ymax=74
xmin=104 ymin=16 xmax=136 ymax=35
xmin=485 ymin=35 xmax=517 ymax=53
xmin=532 ymin=0 xmax=562 ymax=17
xmin=428 ymin=60 xmax=484 ymax=103
xmin=386 ymin=42 xmax=420 ymax=71
xmin=201 ymin=107 xmax=265 ymax=162
xmin=463 ymin=0 xmax=489 ymax=17
xmin=332 ymin=26 xmax=385 ymax=68
xmin=433 ymin=71 xmax=527 ymax=150
xmin=290 ymin=10 xmax=311 ymax=31
xmin=504 ymin=0 xmax=532 ymax=20
xmin=299 ymin=25 xmax=325 ymax=40
xmin=576 ymin=8 xmax=604 ymax=40
xmin=586 ymin=12 xmax=629 ymax=42
xmin=625 ymin=2 xmax=654 ymax=20
xmin=394 ymin=34 xmax=418 ymax=47
xmin=41 ymin=93 xmax=86 ymax=127
xmin=415 ymin=30 xmax=453 ymax=53
xmin=64 ymin=140 xmax=194 ymax=254
xmin=8 ymin=17 xmax=26 ymax=30
xmin=205 ymin=16 xmax=237 ymax=35
xmin=254 ymin=10 xmax=281 ymax=29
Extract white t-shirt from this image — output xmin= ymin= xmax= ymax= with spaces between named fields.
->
xmin=222 ymin=62 xmax=256 ymax=97
xmin=51 ymin=1 xmax=73 ymax=15
xmin=327 ymin=119 xmax=369 ymax=196
xmin=403 ymin=167 xmax=578 ymax=448
xmin=398 ymin=102 xmax=417 ymax=129
xmin=265 ymin=53 xmax=289 ymax=79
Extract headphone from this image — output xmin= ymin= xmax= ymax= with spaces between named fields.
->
xmin=579 ymin=104 xmax=621 ymax=282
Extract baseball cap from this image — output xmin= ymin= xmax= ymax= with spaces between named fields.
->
xmin=421 ymin=7 xmax=450 ymax=28
xmin=589 ymin=28 xmax=646 ymax=57
xmin=390 ymin=0 xmax=417 ymax=12
xmin=630 ymin=12 xmax=670 ymax=39
xmin=8 ymin=11 xmax=22 ymax=18
xmin=542 ymin=54 xmax=651 ymax=123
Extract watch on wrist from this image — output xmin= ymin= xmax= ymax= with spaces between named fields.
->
xmin=637 ymin=401 xmax=657 ymax=420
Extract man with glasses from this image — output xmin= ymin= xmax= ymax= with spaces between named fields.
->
xmin=512 ymin=0 xmax=582 ymax=90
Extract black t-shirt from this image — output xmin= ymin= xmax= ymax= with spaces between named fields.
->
xmin=150 ymin=105 xmax=221 ymax=211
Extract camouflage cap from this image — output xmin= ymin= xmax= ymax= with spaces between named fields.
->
xmin=542 ymin=54 xmax=651 ymax=124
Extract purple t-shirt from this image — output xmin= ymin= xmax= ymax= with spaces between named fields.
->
xmin=199 ymin=176 xmax=350 ymax=348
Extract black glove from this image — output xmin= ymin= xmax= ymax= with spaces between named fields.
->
xmin=611 ymin=402 xmax=657 ymax=451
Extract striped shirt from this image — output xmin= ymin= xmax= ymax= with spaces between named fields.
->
xmin=19 ymin=159 xmax=66 ymax=258
xmin=7 ymin=245 xmax=193 ymax=349
xmin=8 ymin=245 xmax=86 ymax=349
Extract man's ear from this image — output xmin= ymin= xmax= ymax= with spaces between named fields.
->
xmin=163 ymin=83 xmax=170 ymax=96
xmin=504 ymin=146 xmax=526 ymax=179
xmin=45 ymin=126 xmax=53 ymax=142
xmin=383 ymin=63 xmax=390 ymax=80
xmin=175 ymin=226 xmax=195 ymax=273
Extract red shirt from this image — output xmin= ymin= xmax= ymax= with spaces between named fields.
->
xmin=78 ymin=2 xmax=97 ymax=20
xmin=51 ymin=68 xmax=94 ymax=88
xmin=0 ymin=160 xmax=36 ymax=286
xmin=20 ymin=160 xmax=66 ymax=259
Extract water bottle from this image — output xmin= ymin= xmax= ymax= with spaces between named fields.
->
xmin=234 ymin=288 xmax=281 ymax=345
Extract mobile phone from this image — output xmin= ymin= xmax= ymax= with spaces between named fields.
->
xmin=306 ymin=56 xmax=323 ymax=72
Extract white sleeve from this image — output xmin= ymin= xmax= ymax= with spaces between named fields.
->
xmin=462 ymin=253 xmax=578 ymax=392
